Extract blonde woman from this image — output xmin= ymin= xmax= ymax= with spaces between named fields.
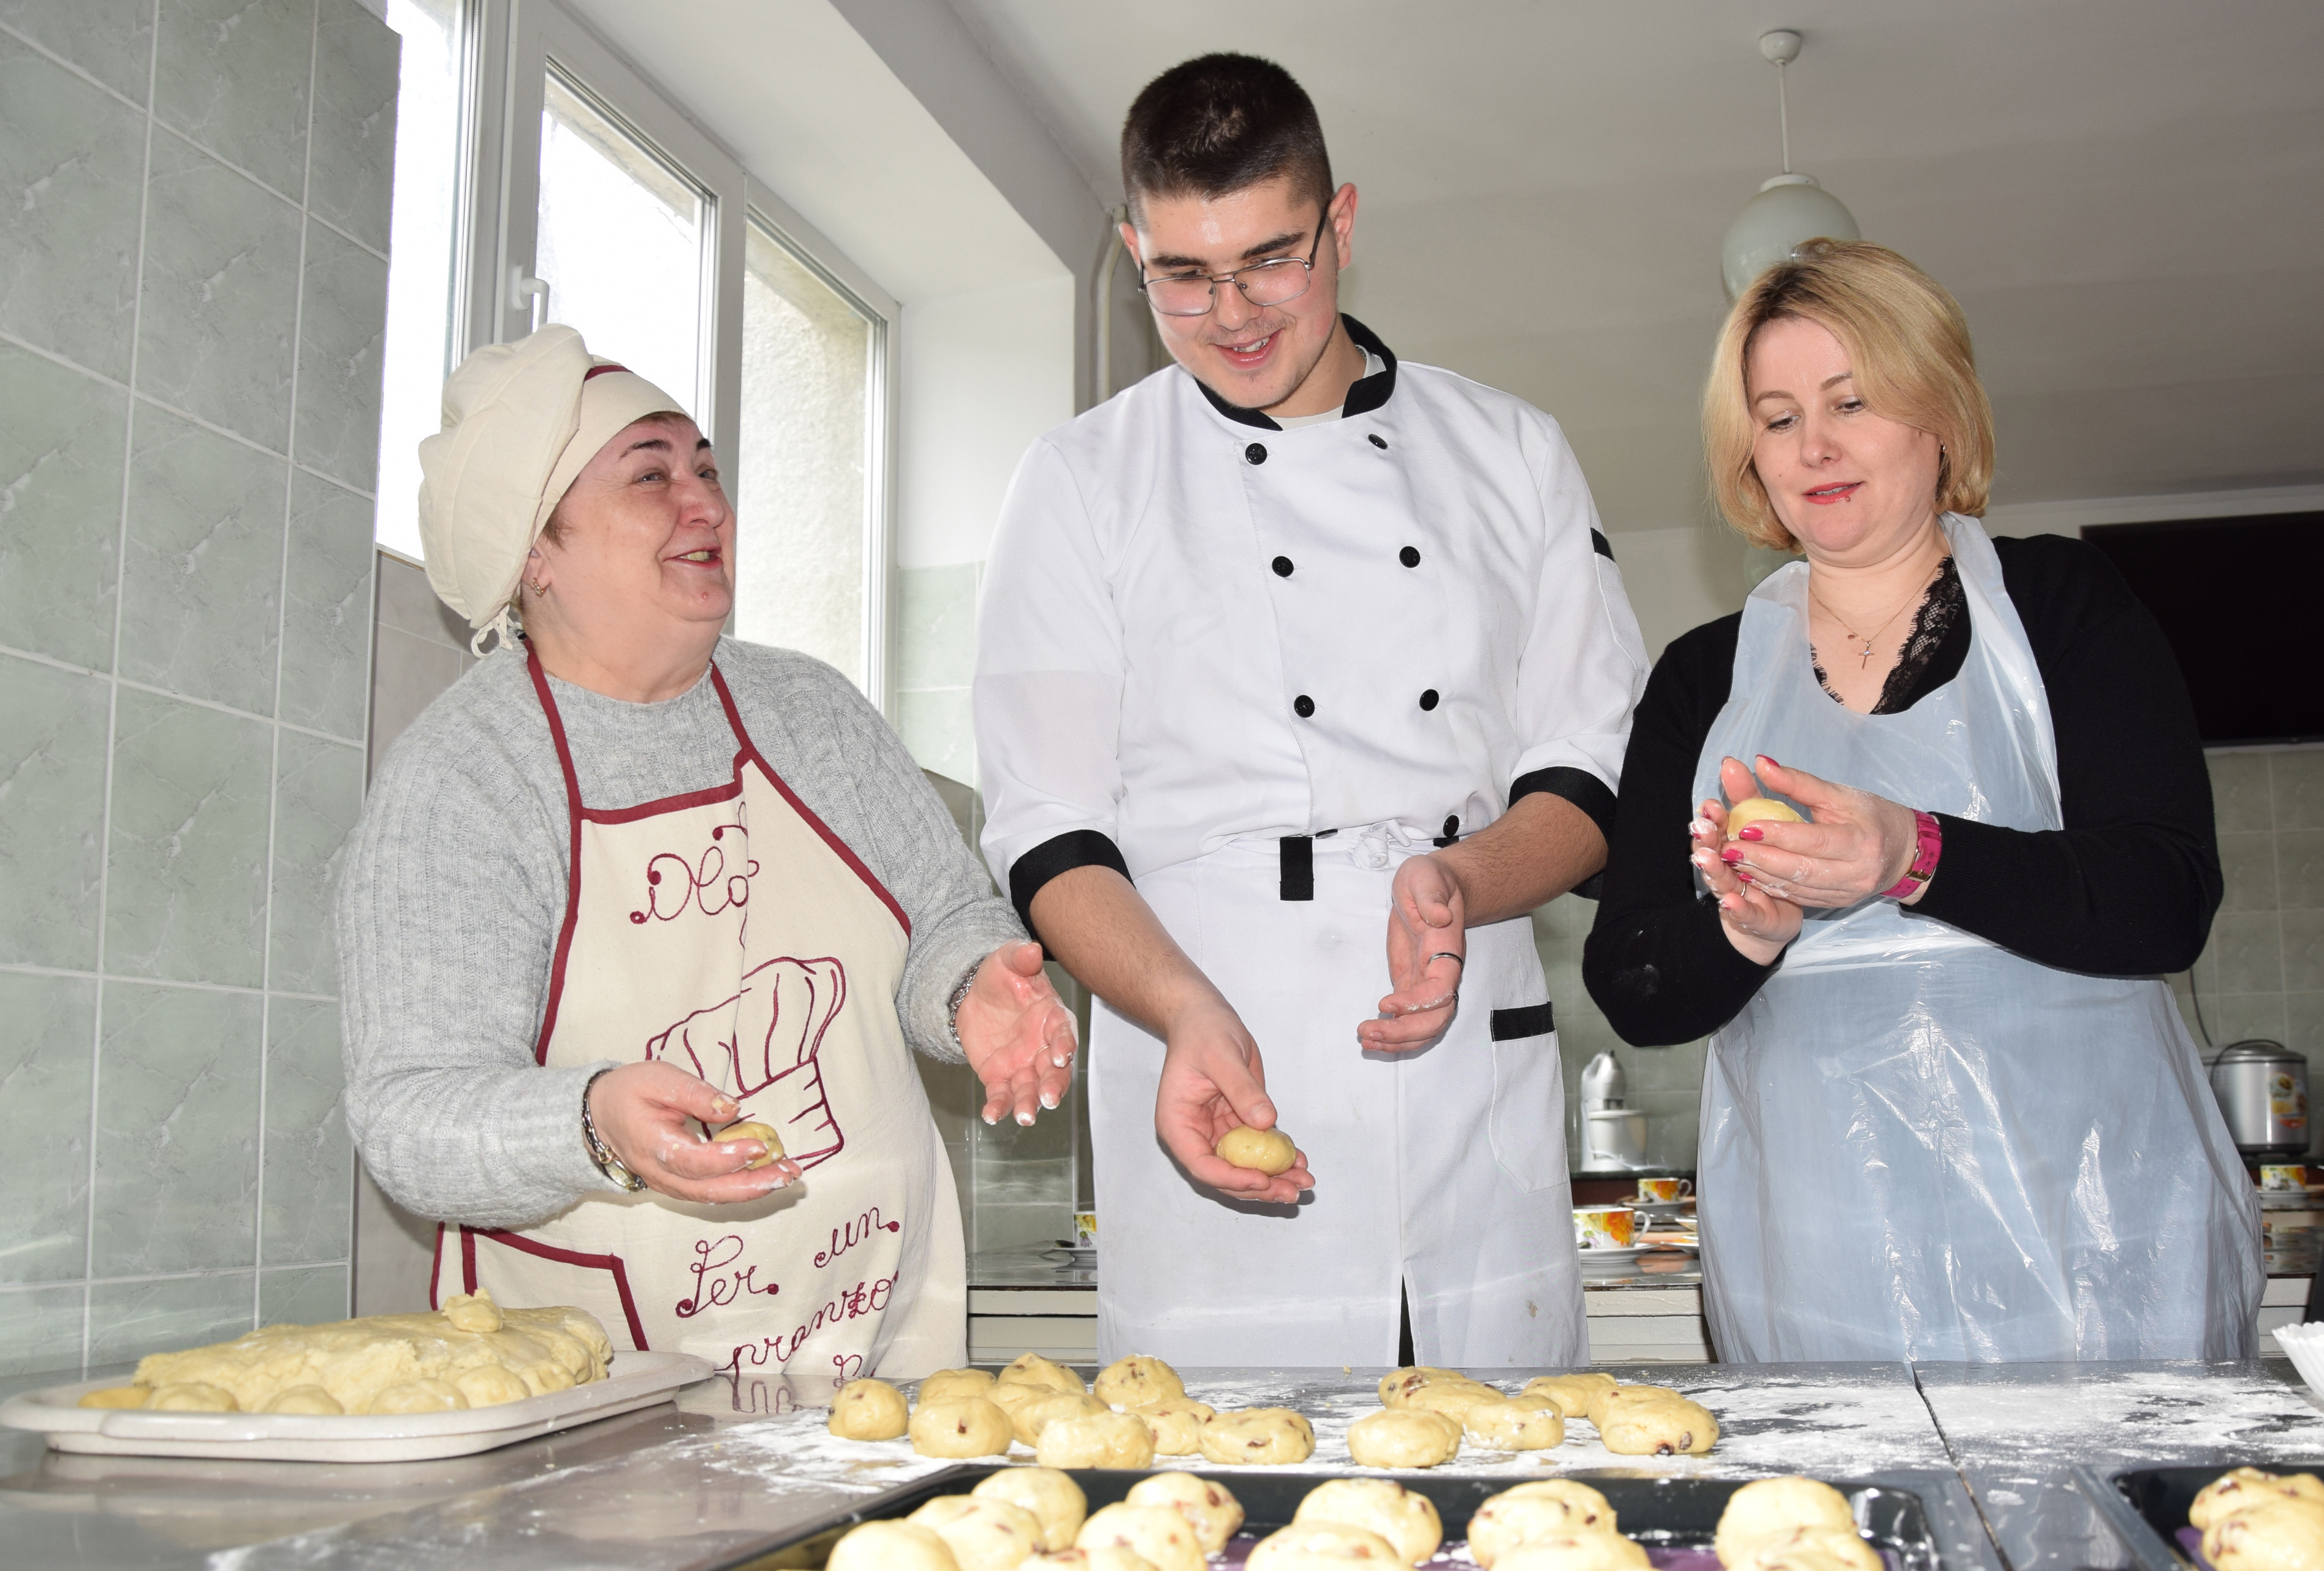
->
xmin=1582 ymin=240 xmax=2259 ymax=1361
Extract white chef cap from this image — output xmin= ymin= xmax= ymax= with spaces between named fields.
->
xmin=416 ymin=324 xmax=688 ymax=653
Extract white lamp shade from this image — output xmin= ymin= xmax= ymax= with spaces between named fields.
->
xmin=1720 ymin=173 xmax=1861 ymax=300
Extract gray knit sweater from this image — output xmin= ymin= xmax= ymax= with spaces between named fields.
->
xmin=335 ymin=637 xmax=1020 ymax=1229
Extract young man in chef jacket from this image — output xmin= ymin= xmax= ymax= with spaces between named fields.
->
xmin=974 ymin=53 xmax=1649 ymax=1368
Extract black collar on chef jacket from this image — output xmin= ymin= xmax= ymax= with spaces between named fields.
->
xmin=1192 ymin=314 xmax=1397 ymax=431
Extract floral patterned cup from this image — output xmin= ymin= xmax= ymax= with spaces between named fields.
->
xmin=1573 ymin=1205 xmax=1638 ymax=1250
xmin=1635 ymin=1177 xmax=1693 ymax=1203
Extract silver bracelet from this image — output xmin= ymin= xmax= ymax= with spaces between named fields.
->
xmin=945 ymin=962 xmax=981 ymax=1049
xmin=580 ymin=1068 xmax=647 ymax=1192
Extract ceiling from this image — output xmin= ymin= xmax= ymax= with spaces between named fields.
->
xmin=946 ymin=0 xmax=2324 ymax=531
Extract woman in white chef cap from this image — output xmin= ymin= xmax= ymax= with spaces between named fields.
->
xmin=336 ymin=326 xmax=1075 ymax=1387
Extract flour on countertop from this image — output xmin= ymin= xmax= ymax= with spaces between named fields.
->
xmin=1917 ymin=1365 xmax=2324 ymax=1469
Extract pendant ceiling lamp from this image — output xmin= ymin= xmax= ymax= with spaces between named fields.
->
xmin=1719 ymin=29 xmax=1861 ymax=300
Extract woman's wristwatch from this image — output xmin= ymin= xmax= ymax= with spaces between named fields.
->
xmin=580 ymin=1068 xmax=647 ymax=1192
xmin=1882 ymin=810 xmax=1944 ymax=900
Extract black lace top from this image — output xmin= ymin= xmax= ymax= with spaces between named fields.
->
xmin=1810 ymin=555 xmax=1967 ymax=713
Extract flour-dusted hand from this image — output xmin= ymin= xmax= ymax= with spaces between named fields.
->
xmin=1690 ymin=756 xmax=1806 ymax=964
xmin=1156 ymin=998 xmax=1313 ymax=1203
xmin=586 ymin=1060 xmax=804 ymax=1203
xmin=955 ymin=941 xmax=1079 ymax=1127
xmin=1718 ymin=754 xmax=1927 ymax=909
xmin=1365 ymin=852 xmax=1467 ymax=1051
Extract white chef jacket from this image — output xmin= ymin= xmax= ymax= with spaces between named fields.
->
xmin=975 ymin=317 xmax=1648 ymax=900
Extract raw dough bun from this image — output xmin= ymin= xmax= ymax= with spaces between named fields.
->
xmin=1346 ymin=1409 xmax=1462 ymax=1469
xmin=985 ymin=1380 xmax=1058 ymax=1417
xmin=918 ymin=1368 xmax=997 ymax=1405
xmin=1600 ymin=1396 xmax=1717 ymax=1456
xmin=1715 ymin=1478 xmax=1858 ymax=1565
xmin=1494 ymin=1534 xmax=1650 ymax=1571
xmin=1468 ymin=1483 xmax=1617 ymax=1565
xmin=1079 ymin=1504 xmax=1206 ymax=1571
xmin=1248 ymin=1521 xmax=1405 ymax=1570
xmin=76 ymin=1387 xmax=149 ymax=1410
xmin=1094 ymin=1353 xmax=1184 ymax=1409
xmin=146 ymin=1382 xmax=238 ymax=1412
xmin=1464 ymin=1397 xmax=1565 ymax=1450
xmin=910 ymin=1396 xmax=1014 ymax=1458
xmin=1401 ymin=1381 xmax=1502 ymax=1420
xmin=454 ymin=1365 xmax=531 ymax=1408
xmin=2192 ymin=1469 xmax=2324 ymax=1529
xmin=1583 ymin=1384 xmax=1681 ymax=1429
xmin=367 ymin=1377 xmax=467 ymax=1414
xmin=263 ymin=1385 xmax=345 ymax=1415
xmin=1295 ymin=1477 xmax=1445 ymax=1564
xmin=2204 ymin=1497 xmax=2324 ymax=1571
xmin=1726 ymin=1527 xmax=1879 ymax=1571
xmin=974 ymin=1466 xmax=1088 ymax=1550
xmin=830 ymin=1377 xmax=910 ymax=1439
xmin=1725 ymin=798 xmax=1804 ymax=838
xmin=998 ymin=1352 xmax=1086 ymax=1394
xmin=1129 ymin=1396 xmax=1215 ymax=1455
xmin=1037 ymin=1410 xmax=1157 ymax=1469
xmin=1519 ymin=1373 xmax=1616 ymax=1418
xmin=1023 ymin=1551 xmax=1156 ymax=1571
xmin=911 ymin=1495 xmax=1047 ymax=1571
xmin=1126 ymin=1472 xmax=1245 ymax=1554
xmin=1215 ymin=1126 xmax=1297 ymax=1175
xmin=440 ymin=1292 xmax=503 ymax=1333
xmin=1198 ymin=1406 xmax=1316 ymax=1466
xmin=1011 ymin=1390 xmax=1109 ymax=1447
xmin=1377 ymin=1367 xmax=1466 ymax=1407
xmin=710 ymin=1119 xmax=784 ymax=1168
xmin=829 ymin=1520 xmax=962 ymax=1571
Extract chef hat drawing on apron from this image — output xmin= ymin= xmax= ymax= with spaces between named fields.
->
xmin=416 ymin=324 xmax=688 ymax=654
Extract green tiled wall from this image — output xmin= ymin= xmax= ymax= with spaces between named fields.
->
xmin=0 ymin=0 xmax=393 ymax=1375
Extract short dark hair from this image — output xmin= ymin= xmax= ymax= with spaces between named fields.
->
xmin=1121 ymin=54 xmax=1333 ymax=221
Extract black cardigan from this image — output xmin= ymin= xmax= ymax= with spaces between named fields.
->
xmin=1582 ymin=533 xmax=2222 ymax=1048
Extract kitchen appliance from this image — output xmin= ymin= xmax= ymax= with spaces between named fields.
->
xmin=1579 ymin=1050 xmax=1649 ymax=1169
xmin=2206 ymin=1039 xmax=2310 ymax=1159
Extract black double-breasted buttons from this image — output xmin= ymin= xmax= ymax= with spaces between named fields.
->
xmin=1400 ymin=546 xmax=1421 ymax=568
xmin=1245 ymin=442 xmax=1267 ymax=464
xmin=1293 ymin=695 xmax=1315 ymax=718
xmin=1369 ymin=434 xmax=1388 ymax=449
xmin=1272 ymin=556 xmax=1294 ymax=577
xmin=1419 ymin=689 xmax=1440 ymax=711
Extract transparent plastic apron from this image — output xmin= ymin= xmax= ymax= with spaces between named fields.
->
xmin=432 ymin=649 xmax=966 ymax=1395
xmin=1692 ymin=515 xmax=2260 ymax=1361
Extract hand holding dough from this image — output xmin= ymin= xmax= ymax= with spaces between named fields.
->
xmin=1215 ymin=1126 xmax=1297 ymax=1175
xmin=710 ymin=1119 xmax=785 ymax=1168
xmin=1724 ymin=797 xmax=1804 ymax=839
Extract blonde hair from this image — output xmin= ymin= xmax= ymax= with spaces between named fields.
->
xmin=1703 ymin=238 xmax=1994 ymax=551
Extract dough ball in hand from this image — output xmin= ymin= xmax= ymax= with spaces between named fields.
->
xmin=1345 ymin=1409 xmax=1462 ymax=1469
xmin=264 ymin=1385 xmax=346 ymax=1415
xmin=710 ymin=1119 xmax=784 ymax=1168
xmin=77 ymin=1387 xmax=149 ymax=1410
xmin=1126 ymin=1472 xmax=1245 ymax=1554
xmin=1129 ymin=1396 xmax=1215 ymax=1455
xmin=917 ymin=1368 xmax=996 ymax=1406
xmin=1079 ymin=1504 xmax=1206 ymax=1571
xmin=1198 ymin=1407 xmax=1316 ymax=1466
xmin=1599 ymin=1396 xmax=1717 ymax=1456
xmin=1464 ymin=1397 xmax=1564 ymax=1450
xmin=1376 ymin=1367 xmax=1466 ymax=1408
xmin=1011 ymin=1390 xmax=1109 ymax=1448
xmin=973 ymin=1466 xmax=1088 ymax=1551
xmin=909 ymin=1396 xmax=1013 ymax=1458
xmin=998 ymin=1352 xmax=1085 ymax=1394
xmin=829 ymin=1377 xmax=909 ymax=1439
xmin=1494 ymin=1534 xmax=1650 ymax=1571
xmin=829 ymin=1520 xmax=961 ymax=1571
xmin=1215 ymin=1126 xmax=1297 ymax=1175
xmin=911 ymin=1495 xmax=1046 ymax=1571
xmin=1582 ymin=1384 xmax=1681 ymax=1429
xmin=2190 ymin=1468 xmax=2324 ymax=1530
xmin=1094 ymin=1353 xmax=1184 ymax=1409
xmin=1037 ymin=1410 xmax=1156 ymax=1469
xmin=2203 ymin=1497 xmax=2324 ymax=1571
xmin=1248 ymin=1521 xmax=1405 ymax=1570
xmin=146 ymin=1382 xmax=239 ymax=1412
xmin=1294 ymin=1477 xmax=1445 ymax=1564
xmin=1519 ymin=1372 xmax=1616 ymax=1418
xmin=1715 ymin=1478 xmax=1858 ymax=1566
xmin=367 ymin=1378 xmax=468 ymax=1415
xmin=1724 ymin=797 xmax=1804 ymax=839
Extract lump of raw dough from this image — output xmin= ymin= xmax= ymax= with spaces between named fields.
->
xmin=454 ymin=1365 xmax=530 ymax=1408
xmin=440 ymin=1291 xmax=503 ymax=1333
xmin=1724 ymin=798 xmax=1804 ymax=839
xmin=368 ymin=1377 xmax=468 ymax=1414
xmin=1198 ymin=1406 xmax=1316 ymax=1466
xmin=1248 ymin=1521 xmax=1405 ymax=1570
xmin=1494 ymin=1534 xmax=1650 ymax=1571
xmin=1126 ymin=1472 xmax=1245 ymax=1554
xmin=1715 ymin=1478 xmax=1858 ymax=1566
xmin=2203 ymin=1497 xmax=2324 ymax=1571
xmin=710 ymin=1119 xmax=785 ymax=1168
xmin=1215 ymin=1126 xmax=1297 ymax=1175
xmin=1521 ymin=1373 xmax=1616 ymax=1417
xmin=1401 ymin=1381 xmax=1502 ymax=1421
xmin=911 ymin=1495 xmax=1047 ymax=1571
xmin=1129 ymin=1396 xmax=1215 ymax=1455
xmin=973 ymin=1466 xmax=1088 ymax=1550
xmin=1037 ymin=1410 xmax=1157 ymax=1469
xmin=1376 ymin=1366 xmax=1465 ymax=1407
xmin=909 ymin=1396 xmax=1013 ymax=1458
xmin=829 ymin=1520 xmax=962 ymax=1571
xmin=2192 ymin=1469 xmax=2324 ymax=1530
xmin=1079 ymin=1504 xmax=1205 ymax=1571
xmin=998 ymin=1352 xmax=1085 ymax=1394
xmin=1583 ymin=1384 xmax=1681 ymax=1429
xmin=262 ymin=1384 xmax=344 ymax=1414
xmin=985 ymin=1380 xmax=1058 ymax=1418
xmin=830 ymin=1377 xmax=910 ymax=1440
xmin=1468 ymin=1483 xmax=1618 ymax=1566
xmin=1011 ymin=1390 xmax=1109 ymax=1447
xmin=1726 ymin=1527 xmax=1879 ymax=1571
xmin=1600 ymin=1396 xmax=1717 ymax=1456
xmin=1346 ymin=1409 xmax=1462 ymax=1469
xmin=1295 ymin=1477 xmax=1445 ymax=1564
xmin=146 ymin=1382 xmax=238 ymax=1412
xmin=917 ymin=1368 xmax=997 ymax=1405
xmin=76 ymin=1387 xmax=149 ymax=1410
xmin=1465 ymin=1397 xmax=1565 ymax=1450
xmin=1094 ymin=1353 xmax=1184 ymax=1409
xmin=1024 ymin=1551 xmax=1156 ymax=1571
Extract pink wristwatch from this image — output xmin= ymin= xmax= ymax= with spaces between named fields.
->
xmin=1882 ymin=810 xmax=1943 ymax=899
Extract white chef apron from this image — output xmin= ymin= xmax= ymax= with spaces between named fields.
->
xmin=1091 ymin=822 xmax=1587 ymax=1369
xmin=1691 ymin=514 xmax=2261 ymax=1361
xmin=431 ymin=648 xmax=967 ymax=1394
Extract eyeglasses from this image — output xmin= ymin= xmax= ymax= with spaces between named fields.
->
xmin=1136 ymin=212 xmax=1330 ymax=318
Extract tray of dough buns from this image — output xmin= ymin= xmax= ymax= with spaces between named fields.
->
xmin=2075 ymin=1461 xmax=2324 ymax=1571
xmin=0 ymin=1289 xmax=710 ymax=1463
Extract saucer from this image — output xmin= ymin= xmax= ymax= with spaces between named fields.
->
xmin=1630 ymin=1198 xmax=1694 ymax=1216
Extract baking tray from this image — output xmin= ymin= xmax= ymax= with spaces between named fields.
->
xmin=2076 ymin=1459 xmax=2324 ymax=1571
xmin=0 ymin=1350 xmax=711 ymax=1463
xmin=700 ymin=1466 xmax=1943 ymax=1571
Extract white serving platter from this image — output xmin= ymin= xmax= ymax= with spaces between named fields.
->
xmin=0 ymin=1350 xmax=711 ymax=1463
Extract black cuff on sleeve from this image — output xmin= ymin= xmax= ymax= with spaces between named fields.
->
xmin=1008 ymin=830 xmax=1130 ymax=949
xmin=1511 ymin=765 xmax=1619 ymax=847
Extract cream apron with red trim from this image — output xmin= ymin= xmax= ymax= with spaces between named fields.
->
xmin=432 ymin=649 xmax=967 ymax=1391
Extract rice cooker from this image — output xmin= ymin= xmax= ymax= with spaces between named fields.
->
xmin=2206 ymin=1040 xmax=2310 ymax=1159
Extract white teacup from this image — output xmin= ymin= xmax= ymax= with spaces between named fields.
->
xmin=1635 ymin=1176 xmax=1693 ymax=1204
xmin=1573 ymin=1205 xmax=1638 ymax=1250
